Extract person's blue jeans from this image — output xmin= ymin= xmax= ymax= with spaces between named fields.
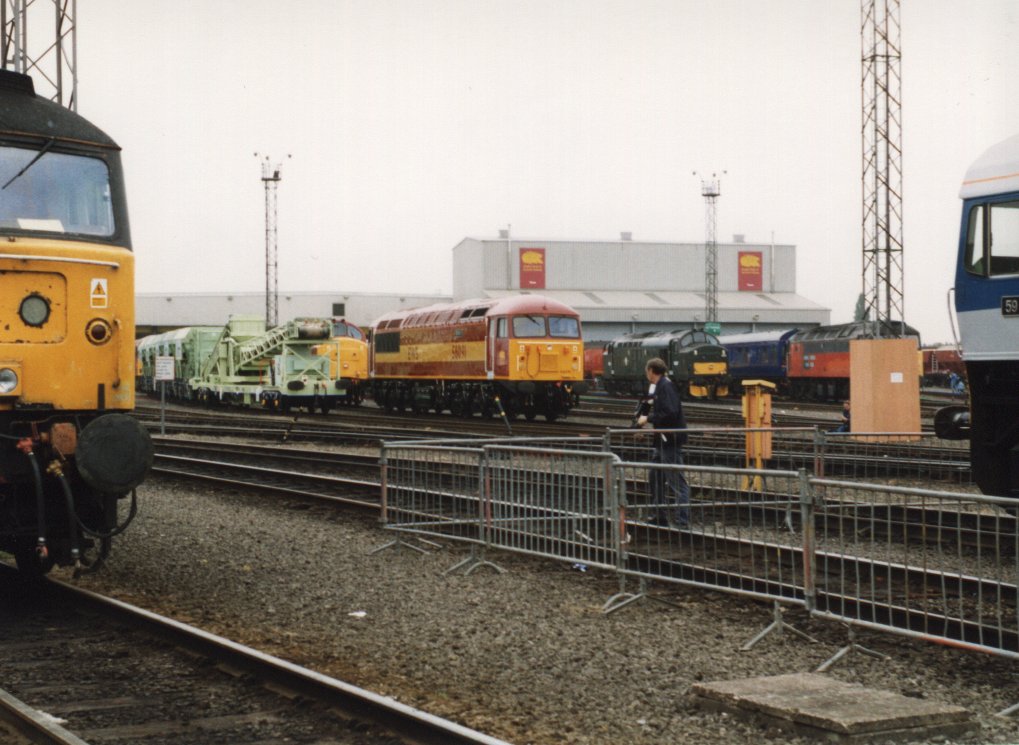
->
xmin=651 ymin=437 xmax=690 ymax=527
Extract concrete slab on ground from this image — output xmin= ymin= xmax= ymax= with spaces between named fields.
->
xmin=690 ymin=672 xmax=975 ymax=743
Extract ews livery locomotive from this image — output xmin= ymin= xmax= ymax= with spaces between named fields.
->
xmin=370 ymin=295 xmax=585 ymax=421
xmin=0 ymin=71 xmax=151 ymax=575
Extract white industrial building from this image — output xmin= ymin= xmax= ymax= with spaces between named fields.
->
xmin=453 ymin=234 xmax=829 ymax=341
xmin=136 ymin=234 xmax=829 ymax=340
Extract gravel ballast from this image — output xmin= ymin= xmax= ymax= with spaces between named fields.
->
xmin=66 ymin=477 xmax=1019 ymax=745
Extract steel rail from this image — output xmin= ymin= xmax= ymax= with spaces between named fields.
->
xmin=0 ymin=686 xmax=89 ymax=745
xmin=0 ymin=566 xmax=511 ymax=745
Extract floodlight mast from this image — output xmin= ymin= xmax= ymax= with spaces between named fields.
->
xmin=1 ymin=0 xmax=77 ymax=110
xmin=694 ymin=171 xmax=725 ymax=325
xmin=861 ymin=0 xmax=904 ymax=337
xmin=256 ymin=153 xmax=290 ymax=329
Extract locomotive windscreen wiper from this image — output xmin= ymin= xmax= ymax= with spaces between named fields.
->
xmin=2 ymin=137 xmax=55 ymax=190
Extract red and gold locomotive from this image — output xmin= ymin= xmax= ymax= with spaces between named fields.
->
xmin=369 ymin=295 xmax=585 ymax=421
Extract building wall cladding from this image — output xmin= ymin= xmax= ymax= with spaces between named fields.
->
xmin=453 ymin=238 xmax=796 ymax=296
xmin=136 ymin=292 xmax=450 ymax=332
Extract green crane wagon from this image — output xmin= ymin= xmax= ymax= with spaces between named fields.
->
xmin=191 ymin=315 xmax=341 ymax=413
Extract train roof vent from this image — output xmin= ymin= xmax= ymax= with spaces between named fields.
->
xmin=0 ymin=70 xmax=34 ymax=95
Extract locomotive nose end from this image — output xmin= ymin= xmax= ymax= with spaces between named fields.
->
xmin=76 ymin=413 xmax=153 ymax=494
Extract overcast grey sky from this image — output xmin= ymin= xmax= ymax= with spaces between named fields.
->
xmin=73 ymin=0 xmax=1019 ymax=342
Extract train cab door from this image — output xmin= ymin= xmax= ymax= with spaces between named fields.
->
xmin=486 ymin=318 xmax=497 ymax=379
xmin=488 ymin=316 xmax=509 ymax=378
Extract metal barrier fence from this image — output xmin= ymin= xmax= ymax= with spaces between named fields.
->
xmin=616 ymin=461 xmax=810 ymax=607
xmin=603 ymin=427 xmax=973 ymax=487
xmin=817 ymin=432 xmax=972 ymax=485
xmin=808 ymin=477 xmax=1019 ymax=659
xmin=484 ymin=446 xmax=620 ymax=571
xmin=378 ymin=429 xmax=1015 ymax=663
xmin=380 ymin=444 xmax=485 ymax=545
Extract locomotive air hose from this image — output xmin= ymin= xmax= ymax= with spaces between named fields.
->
xmin=53 ymin=470 xmax=80 ymax=562
xmin=25 ymin=451 xmax=46 ymax=555
xmin=76 ymin=488 xmax=138 ymax=540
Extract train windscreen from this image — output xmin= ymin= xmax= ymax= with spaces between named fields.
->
xmin=513 ymin=315 xmax=546 ymax=338
xmin=0 ymin=145 xmax=114 ymax=236
xmin=548 ymin=316 xmax=580 ymax=338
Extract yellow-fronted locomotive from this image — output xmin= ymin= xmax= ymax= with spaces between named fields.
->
xmin=370 ymin=295 xmax=586 ymax=421
xmin=0 ymin=71 xmax=151 ymax=575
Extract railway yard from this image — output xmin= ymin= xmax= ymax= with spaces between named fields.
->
xmin=2 ymin=394 xmax=1018 ymax=745
xmin=2 ymin=9 xmax=1018 ymax=744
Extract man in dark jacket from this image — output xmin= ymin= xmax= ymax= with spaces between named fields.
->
xmin=636 ymin=357 xmax=690 ymax=527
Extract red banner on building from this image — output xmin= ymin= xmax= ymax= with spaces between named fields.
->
xmin=519 ymin=247 xmax=546 ymax=289
xmin=738 ymin=251 xmax=763 ymax=291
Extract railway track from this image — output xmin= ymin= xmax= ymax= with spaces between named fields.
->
xmin=0 ymin=566 xmax=509 ymax=745
xmin=149 ymin=434 xmax=992 ymax=564
xmin=140 ymin=437 xmax=1018 ymax=682
xmin=152 ymin=437 xmax=381 ymax=510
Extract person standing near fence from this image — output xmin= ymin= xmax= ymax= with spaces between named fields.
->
xmin=636 ymin=357 xmax=690 ymax=527
xmin=831 ymin=400 xmax=851 ymax=433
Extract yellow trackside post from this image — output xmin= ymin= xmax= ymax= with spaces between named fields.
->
xmin=741 ymin=379 xmax=775 ymax=492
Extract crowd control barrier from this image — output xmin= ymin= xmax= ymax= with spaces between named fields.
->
xmin=377 ymin=428 xmax=1016 ymax=667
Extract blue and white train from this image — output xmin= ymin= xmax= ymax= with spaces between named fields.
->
xmin=946 ymin=134 xmax=1019 ymax=501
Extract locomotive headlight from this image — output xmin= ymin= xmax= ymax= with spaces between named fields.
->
xmin=0 ymin=368 xmax=18 ymax=394
xmin=19 ymin=294 xmax=50 ymax=327
xmin=85 ymin=318 xmax=113 ymax=345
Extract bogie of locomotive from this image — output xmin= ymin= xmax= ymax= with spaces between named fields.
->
xmin=369 ymin=295 xmax=586 ymax=422
xmin=0 ymin=71 xmax=152 ymax=574
xmin=602 ymin=330 xmax=729 ymax=399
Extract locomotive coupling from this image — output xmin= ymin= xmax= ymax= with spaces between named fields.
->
xmin=76 ymin=413 xmax=153 ymax=494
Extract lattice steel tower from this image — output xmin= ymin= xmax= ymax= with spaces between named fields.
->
xmin=1 ymin=0 xmax=77 ymax=110
xmin=695 ymin=171 xmax=723 ymax=325
xmin=861 ymin=0 xmax=903 ymax=335
xmin=256 ymin=154 xmax=288 ymax=329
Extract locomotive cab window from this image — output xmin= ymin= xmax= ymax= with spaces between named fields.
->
xmin=496 ymin=317 xmax=508 ymax=338
xmin=966 ymin=201 xmax=1019 ymax=277
xmin=0 ymin=145 xmax=114 ymax=236
xmin=990 ymin=200 xmax=1019 ymax=276
xmin=548 ymin=316 xmax=580 ymax=338
xmin=512 ymin=315 xmax=546 ymax=338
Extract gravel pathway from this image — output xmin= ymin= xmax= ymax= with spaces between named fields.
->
xmin=63 ymin=476 xmax=1019 ymax=745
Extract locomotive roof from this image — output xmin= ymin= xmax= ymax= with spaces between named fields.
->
xmin=605 ymin=329 xmax=720 ymax=348
xmin=960 ymin=133 xmax=1019 ymax=199
xmin=791 ymin=320 xmax=920 ymax=341
xmin=372 ymin=294 xmax=579 ymax=327
xmin=718 ymin=329 xmax=799 ymax=345
xmin=0 ymin=70 xmax=119 ymax=149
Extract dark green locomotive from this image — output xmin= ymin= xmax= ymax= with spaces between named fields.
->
xmin=602 ymin=330 xmax=729 ymax=398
